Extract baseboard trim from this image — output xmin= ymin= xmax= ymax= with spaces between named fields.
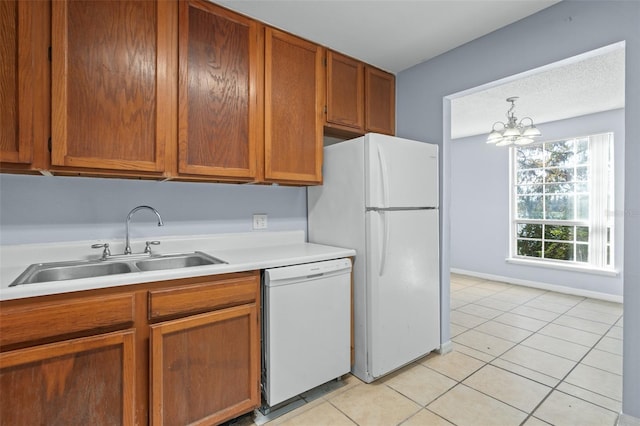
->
xmin=450 ymin=268 xmax=623 ymax=303
xmin=618 ymin=412 xmax=640 ymax=426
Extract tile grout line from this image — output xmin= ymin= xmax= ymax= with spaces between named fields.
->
xmin=256 ymin=277 xmax=622 ymax=426
xmin=450 ymin=277 xmax=623 ymax=425
xmin=452 ymin=280 xmax=620 ymax=356
xmin=518 ymin=314 xmax=623 ymax=426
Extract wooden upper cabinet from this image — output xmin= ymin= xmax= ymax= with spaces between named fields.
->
xmin=264 ymin=28 xmax=324 ymax=185
xmin=326 ymin=50 xmax=364 ymax=132
xmin=365 ymin=66 xmax=395 ymax=135
xmin=324 ymin=52 xmax=395 ymax=138
xmin=0 ymin=0 xmax=48 ymax=167
xmin=178 ymin=0 xmax=259 ymax=180
xmin=51 ymin=0 xmax=173 ymax=173
xmin=0 ymin=0 xmax=28 ymax=164
xmin=0 ymin=330 xmax=136 ymax=425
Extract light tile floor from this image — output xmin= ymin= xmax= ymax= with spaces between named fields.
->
xmin=236 ymin=273 xmax=624 ymax=426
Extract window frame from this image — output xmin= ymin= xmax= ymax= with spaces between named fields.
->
xmin=508 ymin=132 xmax=615 ymax=272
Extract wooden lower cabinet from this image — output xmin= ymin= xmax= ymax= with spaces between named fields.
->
xmin=0 ymin=329 xmax=136 ymax=425
xmin=150 ymin=304 xmax=260 ymax=425
xmin=0 ymin=271 xmax=261 ymax=426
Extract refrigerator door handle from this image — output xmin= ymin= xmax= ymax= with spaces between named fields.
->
xmin=377 ymin=145 xmax=390 ymax=208
xmin=379 ymin=210 xmax=389 ymax=276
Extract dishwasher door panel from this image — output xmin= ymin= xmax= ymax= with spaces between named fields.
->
xmin=263 ymin=260 xmax=351 ymax=407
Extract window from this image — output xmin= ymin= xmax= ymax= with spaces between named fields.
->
xmin=511 ymin=133 xmax=613 ymax=270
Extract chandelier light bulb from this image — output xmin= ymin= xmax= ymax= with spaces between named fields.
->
xmin=522 ymin=125 xmax=542 ymax=138
xmin=486 ymin=97 xmax=542 ymax=147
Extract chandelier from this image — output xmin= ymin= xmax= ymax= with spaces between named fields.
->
xmin=486 ymin=97 xmax=542 ymax=146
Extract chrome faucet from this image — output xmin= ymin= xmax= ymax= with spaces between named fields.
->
xmin=124 ymin=206 xmax=164 ymax=255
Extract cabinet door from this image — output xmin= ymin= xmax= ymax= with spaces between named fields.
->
xmin=326 ymin=50 xmax=364 ymax=132
xmin=264 ymin=28 xmax=323 ymax=185
xmin=0 ymin=329 xmax=136 ymax=425
xmin=150 ymin=304 xmax=260 ymax=425
xmin=0 ymin=0 xmax=47 ymax=166
xmin=365 ymin=66 xmax=395 ymax=135
xmin=178 ymin=0 xmax=259 ymax=180
xmin=51 ymin=0 xmax=172 ymax=172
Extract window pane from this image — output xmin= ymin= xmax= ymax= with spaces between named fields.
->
xmin=518 ymin=223 xmax=542 ymax=238
xmin=576 ymin=182 xmax=588 ymax=192
xmin=577 ymin=194 xmax=589 ymax=220
xmin=517 ymin=169 xmax=544 ymax=185
xmin=518 ymin=240 xmax=542 ymax=258
xmin=576 ymin=244 xmax=589 ymax=262
xmin=517 ymin=184 xmax=543 ymax=195
xmin=545 ymin=167 xmax=574 ymax=183
xmin=575 ymin=139 xmax=589 ymax=165
xmin=518 ymin=195 xmax=543 ymax=219
xmin=517 ymin=145 xmax=544 ymax=169
xmin=545 ymin=183 xmax=574 ymax=194
xmin=511 ymin=133 xmax=613 ymax=268
xmin=545 ymin=195 xmax=574 ymax=220
xmin=576 ymin=166 xmax=589 ymax=181
xmin=545 ymin=242 xmax=574 ymax=261
xmin=545 ymin=141 xmax=574 ymax=167
xmin=544 ymin=225 xmax=574 ymax=241
xmin=576 ymin=226 xmax=589 ymax=242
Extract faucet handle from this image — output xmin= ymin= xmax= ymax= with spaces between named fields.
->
xmin=144 ymin=241 xmax=161 ymax=254
xmin=91 ymin=243 xmax=111 ymax=260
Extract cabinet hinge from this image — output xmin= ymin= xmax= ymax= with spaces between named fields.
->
xmin=323 ymin=57 xmax=327 ymax=67
xmin=324 ymin=105 xmax=327 ymax=114
xmin=47 ymin=137 xmax=51 ymax=152
xmin=48 ymin=46 xmax=52 ymax=61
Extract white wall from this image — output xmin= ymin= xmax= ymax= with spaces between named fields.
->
xmin=0 ymin=174 xmax=307 ymax=246
xmin=396 ymin=1 xmax=640 ymax=418
xmin=450 ymin=109 xmax=624 ymax=297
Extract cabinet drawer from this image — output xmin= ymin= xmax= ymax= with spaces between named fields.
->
xmin=0 ymin=293 xmax=135 ymax=349
xmin=148 ymin=273 xmax=259 ymax=321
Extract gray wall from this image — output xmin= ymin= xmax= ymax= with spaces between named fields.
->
xmin=0 ymin=174 xmax=307 ymax=245
xmin=451 ymin=109 xmax=625 ymax=297
xmin=396 ymin=1 xmax=640 ymax=418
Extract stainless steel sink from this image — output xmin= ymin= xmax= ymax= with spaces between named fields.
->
xmin=10 ymin=260 xmax=134 ymax=286
xmin=9 ymin=252 xmax=227 ymax=287
xmin=135 ymin=252 xmax=225 ymax=272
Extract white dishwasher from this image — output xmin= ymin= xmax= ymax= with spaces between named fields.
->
xmin=262 ymin=258 xmax=352 ymax=408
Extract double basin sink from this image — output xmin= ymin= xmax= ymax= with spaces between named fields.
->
xmin=9 ymin=252 xmax=227 ymax=287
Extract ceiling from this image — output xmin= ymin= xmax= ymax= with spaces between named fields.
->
xmin=215 ymin=0 xmax=559 ymax=74
xmin=451 ymin=45 xmax=626 ymax=139
xmin=214 ymin=1 xmax=625 ymax=139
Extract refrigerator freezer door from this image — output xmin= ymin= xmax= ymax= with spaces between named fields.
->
xmin=365 ymin=134 xmax=438 ymax=209
xmin=365 ymin=208 xmax=440 ymax=379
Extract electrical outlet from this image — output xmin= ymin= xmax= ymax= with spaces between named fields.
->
xmin=253 ymin=214 xmax=268 ymax=230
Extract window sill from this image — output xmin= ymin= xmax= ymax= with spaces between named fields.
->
xmin=506 ymin=257 xmax=619 ymax=277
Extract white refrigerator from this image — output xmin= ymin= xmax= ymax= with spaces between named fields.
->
xmin=307 ymin=133 xmax=440 ymax=383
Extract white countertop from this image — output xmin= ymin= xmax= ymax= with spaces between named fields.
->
xmin=0 ymin=231 xmax=356 ymax=301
